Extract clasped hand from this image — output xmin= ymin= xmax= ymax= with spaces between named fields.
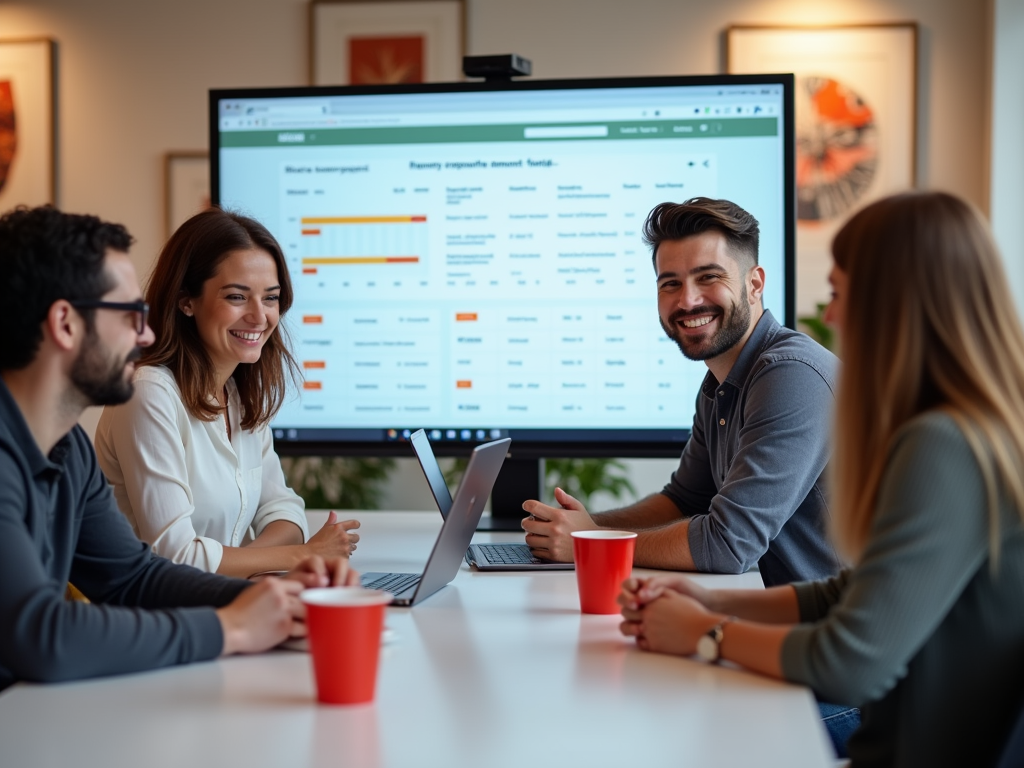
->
xmin=618 ymin=575 xmax=723 ymax=656
xmin=218 ymin=554 xmax=359 ymax=656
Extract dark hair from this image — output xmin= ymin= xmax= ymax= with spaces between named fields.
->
xmin=141 ymin=207 xmax=299 ymax=430
xmin=0 ymin=205 xmax=133 ymax=370
xmin=642 ymin=197 xmax=760 ymax=269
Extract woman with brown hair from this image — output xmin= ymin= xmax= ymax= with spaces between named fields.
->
xmin=618 ymin=191 xmax=1024 ymax=765
xmin=96 ymin=208 xmax=358 ymax=578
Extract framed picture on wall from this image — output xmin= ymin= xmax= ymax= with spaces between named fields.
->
xmin=727 ymin=23 xmax=918 ymax=323
xmin=0 ymin=38 xmax=55 ymax=210
xmin=164 ymin=151 xmax=210 ymax=239
xmin=310 ymin=0 xmax=465 ymax=85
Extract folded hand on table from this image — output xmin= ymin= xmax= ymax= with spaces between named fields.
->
xmin=218 ymin=555 xmax=361 ymax=655
xmin=618 ymin=574 xmax=713 ymax=611
xmin=284 ymin=554 xmax=361 ymax=590
xmin=618 ymin=575 xmax=721 ymax=656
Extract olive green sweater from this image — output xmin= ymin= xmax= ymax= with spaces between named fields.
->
xmin=781 ymin=412 xmax=1024 ymax=767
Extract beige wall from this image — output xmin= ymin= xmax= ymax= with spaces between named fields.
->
xmin=0 ymin=0 xmax=990 ymax=279
xmin=0 ymin=0 xmax=994 ymax=506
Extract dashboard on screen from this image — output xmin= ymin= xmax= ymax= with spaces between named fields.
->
xmin=210 ymin=75 xmax=794 ymax=458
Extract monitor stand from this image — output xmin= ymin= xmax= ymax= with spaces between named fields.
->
xmin=480 ymin=457 xmax=544 ymax=531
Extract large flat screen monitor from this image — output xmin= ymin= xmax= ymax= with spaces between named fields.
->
xmin=210 ymin=74 xmax=794 ymax=518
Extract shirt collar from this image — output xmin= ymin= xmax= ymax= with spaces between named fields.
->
xmin=700 ymin=310 xmax=781 ymax=398
xmin=0 ymin=375 xmax=69 ymax=477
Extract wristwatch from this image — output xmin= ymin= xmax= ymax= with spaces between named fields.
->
xmin=696 ymin=616 xmax=736 ymax=663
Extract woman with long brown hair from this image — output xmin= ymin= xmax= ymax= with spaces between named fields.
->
xmin=96 ymin=208 xmax=358 ymax=577
xmin=618 ymin=191 xmax=1024 ymax=765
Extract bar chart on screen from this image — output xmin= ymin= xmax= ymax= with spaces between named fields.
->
xmin=297 ymin=213 xmax=430 ymax=280
xmin=277 ymin=146 xmax=718 ymax=302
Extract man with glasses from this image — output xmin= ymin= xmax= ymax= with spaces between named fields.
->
xmin=0 ymin=205 xmax=354 ymax=692
xmin=64 ymin=297 xmax=149 ymax=405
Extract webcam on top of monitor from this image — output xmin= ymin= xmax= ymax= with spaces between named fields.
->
xmin=462 ymin=54 xmax=532 ymax=81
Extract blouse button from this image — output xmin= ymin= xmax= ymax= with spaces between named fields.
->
xmin=719 ymin=418 xmax=726 ymax=426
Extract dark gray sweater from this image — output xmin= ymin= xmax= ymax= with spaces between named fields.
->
xmin=0 ymin=377 xmax=250 ymax=692
xmin=782 ymin=412 xmax=1024 ymax=767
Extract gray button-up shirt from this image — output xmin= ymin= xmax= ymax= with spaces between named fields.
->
xmin=661 ymin=310 xmax=843 ymax=586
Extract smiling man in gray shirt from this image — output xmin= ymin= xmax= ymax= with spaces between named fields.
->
xmin=523 ymin=197 xmax=842 ymax=588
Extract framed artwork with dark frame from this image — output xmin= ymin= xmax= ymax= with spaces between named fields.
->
xmin=727 ymin=23 xmax=918 ymax=321
xmin=164 ymin=151 xmax=210 ymax=239
xmin=310 ymin=0 xmax=465 ymax=85
xmin=0 ymin=38 xmax=56 ymax=209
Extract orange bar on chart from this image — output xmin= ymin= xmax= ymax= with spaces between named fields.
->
xmin=302 ymin=267 xmax=318 ymax=275
xmin=301 ymin=228 xmax=321 ymax=235
xmin=300 ymin=215 xmax=428 ymax=225
xmin=303 ymin=361 xmax=326 ymax=369
xmin=455 ymin=312 xmax=478 ymax=322
xmin=303 ymin=315 xmax=323 ymax=324
xmin=303 ymin=381 xmax=323 ymax=390
xmin=456 ymin=380 xmax=472 ymax=389
xmin=301 ymin=256 xmax=420 ymax=266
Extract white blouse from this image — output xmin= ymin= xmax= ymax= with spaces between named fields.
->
xmin=94 ymin=365 xmax=309 ymax=572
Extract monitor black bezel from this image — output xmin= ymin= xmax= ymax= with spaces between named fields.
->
xmin=209 ymin=73 xmax=795 ymax=459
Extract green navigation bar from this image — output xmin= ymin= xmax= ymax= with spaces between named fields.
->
xmin=220 ymin=117 xmax=778 ymax=148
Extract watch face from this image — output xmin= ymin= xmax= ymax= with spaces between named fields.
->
xmin=696 ymin=633 xmax=718 ymax=662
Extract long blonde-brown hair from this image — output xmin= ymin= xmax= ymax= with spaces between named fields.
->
xmin=832 ymin=191 xmax=1024 ymax=563
xmin=142 ymin=208 xmax=299 ymax=430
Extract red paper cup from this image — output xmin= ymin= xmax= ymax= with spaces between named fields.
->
xmin=301 ymin=587 xmax=392 ymax=705
xmin=571 ymin=530 xmax=637 ymax=614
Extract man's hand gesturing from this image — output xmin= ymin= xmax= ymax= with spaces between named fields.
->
xmin=521 ymin=487 xmax=600 ymax=562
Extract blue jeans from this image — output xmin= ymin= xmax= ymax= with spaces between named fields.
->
xmin=818 ymin=701 xmax=861 ymax=758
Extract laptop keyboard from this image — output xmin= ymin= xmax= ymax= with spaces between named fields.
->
xmin=363 ymin=572 xmax=421 ymax=595
xmin=477 ymin=543 xmax=544 ymax=565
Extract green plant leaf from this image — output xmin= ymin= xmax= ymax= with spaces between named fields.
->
xmin=543 ymin=458 xmax=636 ymax=508
xmin=280 ymin=456 xmax=397 ymax=510
xmin=797 ymin=302 xmax=835 ymax=352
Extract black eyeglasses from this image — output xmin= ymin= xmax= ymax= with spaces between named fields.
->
xmin=69 ymin=299 xmax=150 ymax=335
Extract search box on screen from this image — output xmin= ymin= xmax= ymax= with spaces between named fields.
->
xmin=524 ymin=125 xmax=609 ymax=139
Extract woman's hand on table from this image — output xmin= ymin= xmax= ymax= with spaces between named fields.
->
xmin=285 ymin=554 xmax=360 ymax=590
xmin=306 ymin=510 xmax=360 ymax=557
xmin=619 ymin=574 xmax=715 ymax=611
xmin=619 ymin=589 xmax=721 ymax=655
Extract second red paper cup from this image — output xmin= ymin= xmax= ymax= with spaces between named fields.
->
xmin=571 ymin=530 xmax=637 ymax=614
xmin=301 ymin=587 xmax=392 ymax=705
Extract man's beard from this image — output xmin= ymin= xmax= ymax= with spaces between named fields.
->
xmin=70 ymin=328 xmax=141 ymax=407
xmin=660 ymin=288 xmax=752 ymax=362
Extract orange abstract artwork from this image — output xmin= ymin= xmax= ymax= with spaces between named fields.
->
xmin=0 ymin=81 xmax=17 ymax=195
xmin=795 ymin=76 xmax=878 ymax=222
xmin=349 ymin=36 xmax=424 ymax=84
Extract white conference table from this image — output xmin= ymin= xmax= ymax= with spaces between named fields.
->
xmin=0 ymin=511 xmax=833 ymax=768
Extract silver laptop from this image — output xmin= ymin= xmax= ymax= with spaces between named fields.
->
xmin=359 ymin=436 xmax=511 ymax=605
xmin=409 ymin=429 xmax=574 ymax=571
